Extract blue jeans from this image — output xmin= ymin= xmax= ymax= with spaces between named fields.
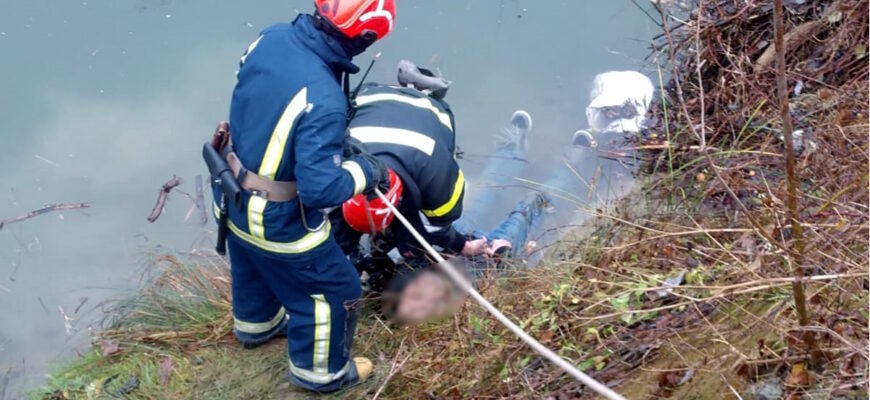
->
xmin=525 ymin=144 xmax=637 ymax=265
xmin=467 ymin=194 xmax=548 ymax=258
xmin=456 ymin=135 xmax=528 ymax=235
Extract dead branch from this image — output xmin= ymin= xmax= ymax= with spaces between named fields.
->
xmin=0 ymin=203 xmax=90 ymax=230
xmin=754 ymin=19 xmax=823 ymax=72
xmin=147 ymin=176 xmax=184 ymax=223
xmin=194 ymin=175 xmax=208 ymax=226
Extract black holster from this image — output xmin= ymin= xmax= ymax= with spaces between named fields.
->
xmin=203 ymin=122 xmax=243 ymax=255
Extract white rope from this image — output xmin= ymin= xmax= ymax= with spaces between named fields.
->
xmin=374 ymin=189 xmax=627 ymax=400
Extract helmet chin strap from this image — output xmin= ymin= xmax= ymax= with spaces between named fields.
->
xmin=312 ymin=11 xmax=377 ymax=57
xmin=362 ymin=199 xmax=378 ymax=237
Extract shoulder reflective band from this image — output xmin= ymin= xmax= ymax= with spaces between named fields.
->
xmin=373 ymin=188 xmax=628 ymax=400
xmin=355 ymin=92 xmax=453 ymax=131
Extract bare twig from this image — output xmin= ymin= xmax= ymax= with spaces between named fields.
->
xmin=773 ymin=0 xmax=816 ymax=359
xmin=0 ymin=203 xmax=90 ymax=230
xmin=147 ymin=176 xmax=184 ymax=223
xmin=372 ymin=336 xmax=413 ymax=400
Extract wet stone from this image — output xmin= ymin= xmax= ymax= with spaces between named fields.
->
xmin=747 ymin=378 xmax=784 ymax=400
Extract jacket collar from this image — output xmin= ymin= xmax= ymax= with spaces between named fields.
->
xmin=293 ymin=14 xmax=360 ymax=74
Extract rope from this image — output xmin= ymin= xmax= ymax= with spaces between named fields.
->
xmin=373 ymin=189 xmax=627 ymax=400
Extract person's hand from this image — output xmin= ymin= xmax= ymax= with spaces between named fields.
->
xmin=462 ymin=237 xmax=488 ymax=257
xmin=486 ymin=239 xmax=512 ymax=256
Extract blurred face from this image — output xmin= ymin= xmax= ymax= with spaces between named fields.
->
xmin=395 ymin=271 xmax=454 ymax=325
xmin=603 ymin=103 xmax=638 ymax=120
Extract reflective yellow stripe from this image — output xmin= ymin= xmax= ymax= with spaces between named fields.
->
xmin=229 ymin=220 xmax=330 ymax=255
xmin=355 ymin=93 xmax=453 ymax=131
xmin=341 ymin=160 xmax=366 ymax=196
xmin=214 ymin=203 xmax=331 ymax=254
xmin=261 ymin=88 xmax=309 ymax=179
xmin=289 ymin=360 xmax=351 ymax=384
xmin=234 ymin=307 xmax=286 ymax=334
xmin=423 ymin=169 xmax=465 ymax=218
xmin=350 ymin=126 xmax=436 ymax=156
xmin=311 ymin=294 xmax=331 ymax=374
xmin=247 ymin=196 xmax=267 ymax=240
xmin=248 ymin=87 xmax=310 ymax=241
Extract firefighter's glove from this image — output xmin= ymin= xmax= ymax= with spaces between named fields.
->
xmin=343 ymin=136 xmax=366 ymax=158
xmin=357 ymin=152 xmax=390 ymax=201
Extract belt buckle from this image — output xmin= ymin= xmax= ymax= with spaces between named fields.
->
xmin=250 ymin=189 xmax=269 ymax=200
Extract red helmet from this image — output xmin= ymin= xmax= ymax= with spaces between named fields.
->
xmin=343 ymin=169 xmax=403 ymax=234
xmin=314 ymin=0 xmax=396 ymax=41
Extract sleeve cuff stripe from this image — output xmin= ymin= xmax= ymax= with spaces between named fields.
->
xmin=341 ymin=160 xmax=367 ymax=196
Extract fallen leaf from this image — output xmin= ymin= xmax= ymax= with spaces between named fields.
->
xmin=159 ymin=357 xmax=173 ymax=385
xmin=540 ymin=330 xmax=555 ymax=345
xmin=785 ymin=363 xmax=816 ymax=387
xmin=657 ymin=369 xmax=680 ymax=389
xmin=101 ymin=340 xmax=120 ymax=357
xmin=661 ymin=244 xmax=674 ymax=258
xmin=610 ymin=293 xmax=631 ymax=311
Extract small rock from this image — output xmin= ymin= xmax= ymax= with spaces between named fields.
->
xmin=748 ymin=377 xmax=784 ymax=400
xmin=650 ymin=270 xmax=687 ymax=300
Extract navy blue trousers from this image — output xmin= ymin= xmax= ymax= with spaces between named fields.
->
xmin=227 ymin=236 xmax=362 ymax=392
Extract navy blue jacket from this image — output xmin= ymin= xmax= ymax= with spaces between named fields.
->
xmin=218 ymin=15 xmax=373 ymax=257
xmin=347 ymin=83 xmax=467 ymax=254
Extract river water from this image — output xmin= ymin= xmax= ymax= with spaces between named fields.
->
xmin=0 ymin=1 xmax=655 ymax=395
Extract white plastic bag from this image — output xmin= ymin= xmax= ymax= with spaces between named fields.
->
xmin=585 ymin=71 xmax=654 ymax=134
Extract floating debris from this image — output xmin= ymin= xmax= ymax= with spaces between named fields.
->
xmin=0 ymin=203 xmax=90 ymax=230
xmin=34 ymin=155 xmax=61 ymax=168
xmin=58 ymin=306 xmax=74 ymax=336
xmin=146 ymin=175 xmax=183 ymax=223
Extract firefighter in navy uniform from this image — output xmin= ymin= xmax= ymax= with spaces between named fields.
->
xmin=333 ymin=80 xmax=496 ymax=278
xmin=213 ymin=0 xmax=396 ymax=393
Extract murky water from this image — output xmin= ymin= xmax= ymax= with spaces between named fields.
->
xmin=0 ymin=1 xmax=655 ymax=395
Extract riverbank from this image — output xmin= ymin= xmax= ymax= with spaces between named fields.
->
xmin=32 ymin=1 xmax=868 ymax=398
